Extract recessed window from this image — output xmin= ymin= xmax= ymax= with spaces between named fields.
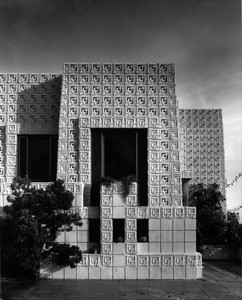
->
xmin=18 ymin=135 xmax=58 ymax=182
xmin=137 ymin=219 xmax=149 ymax=242
xmin=113 ymin=219 xmax=125 ymax=243
xmin=91 ymin=129 xmax=148 ymax=206
xmin=89 ymin=219 xmax=100 ymax=243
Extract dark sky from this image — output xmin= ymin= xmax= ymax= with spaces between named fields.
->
xmin=0 ymin=0 xmax=241 ymax=208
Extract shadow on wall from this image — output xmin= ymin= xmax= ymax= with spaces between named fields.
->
xmin=0 ymin=74 xmax=62 ymax=188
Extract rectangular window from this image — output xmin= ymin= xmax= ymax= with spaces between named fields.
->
xmin=89 ymin=219 xmax=100 ymax=243
xmin=113 ymin=219 xmax=125 ymax=243
xmin=91 ymin=129 xmax=148 ymax=206
xmin=137 ymin=219 xmax=149 ymax=242
xmin=18 ymin=135 xmax=58 ymax=182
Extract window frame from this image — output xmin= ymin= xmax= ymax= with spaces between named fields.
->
xmin=18 ymin=134 xmax=58 ymax=182
xmin=91 ymin=129 xmax=148 ymax=206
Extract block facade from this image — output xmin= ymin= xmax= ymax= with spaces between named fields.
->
xmin=0 ymin=63 xmax=226 ymax=279
xmin=179 ymin=109 xmax=226 ymax=198
xmin=57 ymin=63 xmax=182 ymax=207
xmin=0 ymin=73 xmax=61 ymax=205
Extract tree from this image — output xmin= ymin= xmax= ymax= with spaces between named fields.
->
xmin=188 ymin=183 xmax=226 ymax=245
xmin=225 ymin=211 xmax=242 ymax=247
xmin=0 ymin=177 xmax=83 ymax=280
xmin=189 ymin=183 xmax=241 ymax=247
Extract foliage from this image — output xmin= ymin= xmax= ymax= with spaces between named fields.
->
xmin=0 ymin=177 xmax=82 ymax=280
xmin=100 ymin=177 xmax=115 ymax=188
xmin=224 ymin=211 xmax=242 ymax=246
xmin=51 ymin=243 xmax=82 ymax=268
xmin=189 ymin=183 xmax=242 ymax=247
xmin=100 ymin=174 xmax=137 ymax=200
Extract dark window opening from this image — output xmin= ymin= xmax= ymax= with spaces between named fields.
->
xmin=89 ymin=219 xmax=100 ymax=243
xmin=113 ymin=219 xmax=125 ymax=243
xmin=137 ymin=219 xmax=149 ymax=242
xmin=105 ymin=130 xmax=136 ymax=179
xmin=18 ymin=135 xmax=58 ymax=182
xmin=91 ymin=129 xmax=148 ymax=206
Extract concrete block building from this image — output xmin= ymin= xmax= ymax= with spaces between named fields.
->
xmin=0 ymin=63 xmax=225 ymax=279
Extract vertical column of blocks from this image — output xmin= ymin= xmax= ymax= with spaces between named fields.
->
xmin=160 ymin=207 xmax=173 ymax=254
xmin=112 ymin=185 xmax=125 ymax=278
xmin=124 ymin=183 xmax=138 ymax=279
xmin=173 ymin=207 xmax=185 ymax=253
xmin=184 ymin=207 xmax=197 ymax=253
xmin=100 ymin=184 xmax=113 ymax=279
xmin=0 ymin=126 xmax=5 ymax=183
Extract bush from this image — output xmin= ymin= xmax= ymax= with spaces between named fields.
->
xmin=0 ymin=177 xmax=83 ymax=280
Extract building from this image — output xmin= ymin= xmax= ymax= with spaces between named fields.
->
xmin=0 ymin=63 xmax=225 ymax=279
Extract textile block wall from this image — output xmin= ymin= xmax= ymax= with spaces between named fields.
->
xmin=0 ymin=63 xmax=226 ymax=279
xmin=57 ymin=63 xmax=182 ymax=207
xmin=0 ymin=73 xmax=61 ymax=206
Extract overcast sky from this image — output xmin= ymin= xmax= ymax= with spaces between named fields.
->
xmin=0 ymin=0 xmax=241 ymax=209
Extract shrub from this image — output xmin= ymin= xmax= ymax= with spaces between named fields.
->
xmin=0 ymin=177 xmax=82 ymax=280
